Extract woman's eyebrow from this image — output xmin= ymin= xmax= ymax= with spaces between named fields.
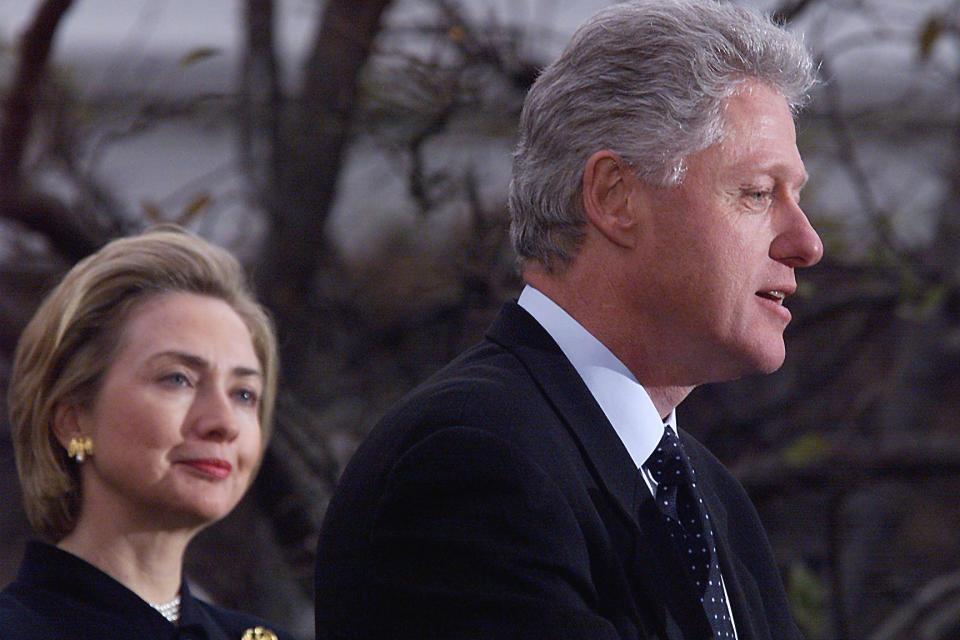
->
xmin=147 ymin=351 xmax=262 ymax=378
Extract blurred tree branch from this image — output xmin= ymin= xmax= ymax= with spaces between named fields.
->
xmin=0 ymin=0 xmax=110 ymax=261
xmin=869 ymin=571 xmax=960 ymax=640
xmin=0 ymin=0 xmax=130 ymax=262
xmin=0 ymin=0 xmax=71 ymax=189
xmin=243 ymin=0 xmax=394 ymax=390
xmin=239 ymin=0 xmax=281 ymax=217
xmin=737 ymin=439 xmax=960 ymax=496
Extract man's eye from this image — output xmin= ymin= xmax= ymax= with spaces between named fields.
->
xmin=743 ymin=189 xmax=774 ymax=208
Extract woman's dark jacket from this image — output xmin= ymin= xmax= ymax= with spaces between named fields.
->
xmin=0 ymin=541 xmax=291 ymax=640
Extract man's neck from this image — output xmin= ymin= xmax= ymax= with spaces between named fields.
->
xmin=523 ymin=270 xmax=695 ymax=416
xmin=644 ymin=384 xmax=693 ymax=419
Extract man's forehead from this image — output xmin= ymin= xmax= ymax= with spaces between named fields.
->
xmin=713 ymin=87 xmax=806 ymax=185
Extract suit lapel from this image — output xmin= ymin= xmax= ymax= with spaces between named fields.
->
xmin=486 ymin=303 xmax=713 ymax=640
xmin=486 ymin=302 xmax=641 ymax=526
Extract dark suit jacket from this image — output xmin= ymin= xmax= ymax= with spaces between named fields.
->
xmin=315 ymin=302 xmax=802 ymax=640
xmin=0 ymin=541 xmax=293 ymax=640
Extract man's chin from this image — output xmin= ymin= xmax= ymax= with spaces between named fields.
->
xmin=747 ymin=342 xmax=787 ymax=376
xmin=714 ymin=342 xmax=786 ymax=382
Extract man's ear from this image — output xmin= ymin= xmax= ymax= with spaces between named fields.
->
xmin=52 ymin=403 xmax=84 ymax=450
xmin=582 ymin=150 xmax=641 ymax=249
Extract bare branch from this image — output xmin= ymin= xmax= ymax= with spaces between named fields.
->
xmin=869 ymin=571 xmax=960 ymax=640
xmin=817 ymin=57 xmax=900 ymax=258
xmin=408 ymin=94 xmax=458 ymax=215
xmin=736 ymin=438 xmax=960 ymax=497
xmin=239 ymin=0 xmax=282 ymax=219
xmin=0 ymin=0 xmax=120 ymax=260
xmin=254 ymin=0 xmax=394 ymax=387
xmin=0 ymin=191 xmax=104 ymax=262
xmin=0 ymin=0 xmax=74 ymax=190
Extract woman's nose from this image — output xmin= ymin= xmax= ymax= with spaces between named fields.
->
xmin=189 ymin=386 xmax=239 ymax=442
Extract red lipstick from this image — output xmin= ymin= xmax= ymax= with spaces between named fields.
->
xmin=180 ymin=458 xmax=232 ymax=479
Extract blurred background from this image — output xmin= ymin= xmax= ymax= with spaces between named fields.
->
xmin=2 ymin=0 xmax=960 ymax=638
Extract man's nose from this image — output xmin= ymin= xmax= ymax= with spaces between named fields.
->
xmin=770 ymin=201 xmax=823 ymax=268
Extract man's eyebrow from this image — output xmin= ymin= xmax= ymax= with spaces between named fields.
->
xmin=147 ymin=350 xmax=262 ymax=378
xmin=739 ymin=160 xmax=808 ymax=188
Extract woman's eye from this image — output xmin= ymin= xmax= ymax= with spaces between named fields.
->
xmin=162 ymin=372 xmax=192 ymax=387
xmin=234 ymin=388 xmax=259 ymax=406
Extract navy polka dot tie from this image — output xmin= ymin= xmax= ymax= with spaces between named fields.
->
xmin=644 ymin=427 xmax=736 ymax=639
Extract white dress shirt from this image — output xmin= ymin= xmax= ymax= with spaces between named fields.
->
xmin=517 ymin=285 xmax=670 ymax=492
xmin=517 ymin=284 xmax=739 ymax=638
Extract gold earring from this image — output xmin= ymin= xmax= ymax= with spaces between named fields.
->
xmin=67 ymin=436 xmax=93 ymax=463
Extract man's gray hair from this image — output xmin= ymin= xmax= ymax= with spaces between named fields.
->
xmin=508 ymin=0 xmax=816 ymax=270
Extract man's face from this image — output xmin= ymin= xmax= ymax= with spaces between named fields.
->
xmin=627 ymin=80 xmax=822 ymax=384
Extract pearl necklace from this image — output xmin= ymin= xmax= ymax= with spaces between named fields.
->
xmin=150 ymin=594 xmax=181 ymax=623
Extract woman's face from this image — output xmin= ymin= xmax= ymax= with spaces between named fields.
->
xmin=70 ymin=292 xmax=264 ymax=531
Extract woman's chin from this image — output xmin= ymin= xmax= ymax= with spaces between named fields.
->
xmin=143 ymin=495 xmax=240 ymax=533
xmin=162 ymin=471 xmax=248 ymax=527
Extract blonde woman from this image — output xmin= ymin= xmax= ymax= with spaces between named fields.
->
xmin=1 ymin=226 xmax=289 ymax=640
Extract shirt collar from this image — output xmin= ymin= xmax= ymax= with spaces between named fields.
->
xmin=518 ymin=285 xmax=674 ymax=468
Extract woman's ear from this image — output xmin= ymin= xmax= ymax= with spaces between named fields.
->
xmin=581 ymin=150 xmax=641 ymax=249
xmin=52 ymin=403 xmax=84 ymax=450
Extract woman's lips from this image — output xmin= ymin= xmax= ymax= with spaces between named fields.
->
xmin=180 ymin=458 xmax=232 ymax=479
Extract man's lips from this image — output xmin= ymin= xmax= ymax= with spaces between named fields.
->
xmin=179 ymin=458 xmax=233 ymax=479
xmin=755 ymin=287 xmax=794 ymax=321
xmin=756 ymin=290 xmax=787 ymax=304
xmin=755 ymin=284 xmax=795 ymax=305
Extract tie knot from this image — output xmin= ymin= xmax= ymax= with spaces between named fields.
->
xmin=644 ymin=427 xmax=694 ymax=490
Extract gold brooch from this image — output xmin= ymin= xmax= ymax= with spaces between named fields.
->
xmin=241 ymin=627 xmax=278 ymax=640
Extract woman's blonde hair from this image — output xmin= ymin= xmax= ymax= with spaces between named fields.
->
xmin=8 ymin=225 xmax=278 ymax=541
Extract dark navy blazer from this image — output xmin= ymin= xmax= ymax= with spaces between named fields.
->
xmin=0 ymin=541 xmax=292 ymax=640
xmin=315 ymin=302 xmax=802 ymax=640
